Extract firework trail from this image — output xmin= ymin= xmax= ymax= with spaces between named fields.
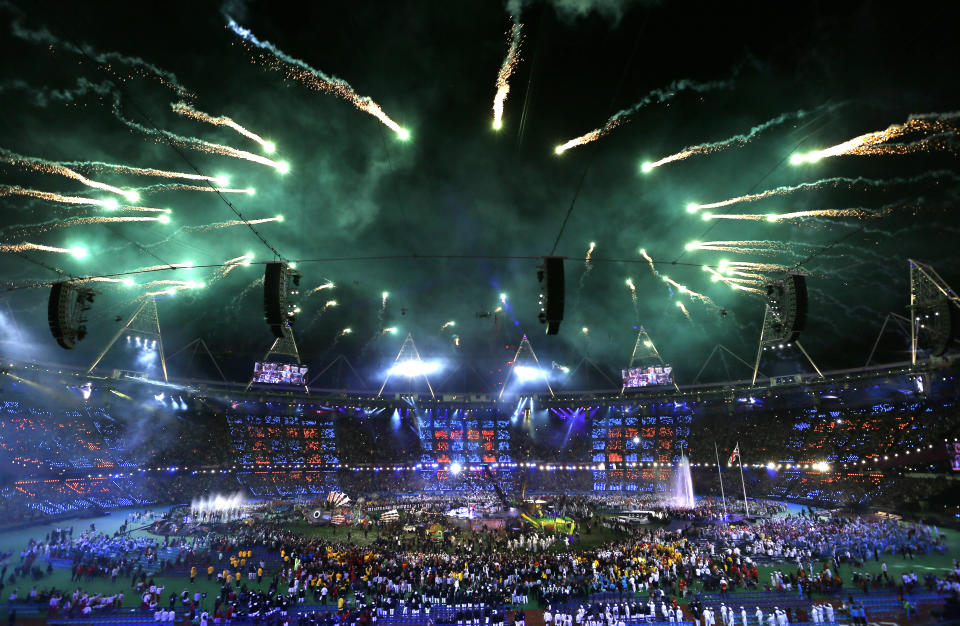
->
xmin=639 ymin=248 xmax=662 ymax=279
xmin=0 ymin=242 xmax=83 ymax=255
xmin=675 ymin=301 xmax=691 ymax=321
xmin=112 ymin=95 xmax=289 ymax=171
xmin=554 ymin=77 xmax=734 ymax=154
xmin=74 ymin=276 xmax=133 ymax=286
xmin=208 ymin=254 xmax=254 ymax=285
xmin=60 ymin=160 xmax=227 ymax=184
xmin=686 ymin=240 xmax=793 ymax=255
xmin=228 ymin=276 xmax=264 ymax=311
xmin=305 ymin=300 xmax=338 ymax=329
xmin=577 ymin=241 xmax=597 ymax=290
xmin=0 ymin=148 xmax=140 ymax=200
xmin=0 ymin=77 xmax=114 ymax=107
xmin=7 ymin=11 xmax=193 ymax=98
xmin=642 ymin=103 xmax=844 ymax=172
xmin=327 ymin=327 xmax=352 ymax=351
xmin=1 ymin=185 xmax=121 ymax=208
xmin=131 ymin=261 xmax=195 ymax=273
xmin=306 ymin=281 xmax=335 ymax=296
xmin=702 ymin=208 xmax=878 ymax=222
xmin=660 ymin=275 xmax=719 ymax=310
xmin=142 ymin=279 xmax=193 ymax=288
xmin=227 ymin=19 xmax=409 ymax=140
xmin=791 ymin=112 xmax=960 ymax=164
xmin=492 ymin=19 xmax=523 ymax=131
xmin=686 ymin=171 xmax=957 ymax=212
xmin=440 ymin=320 xmax=456 ymax=332
xmin=143 ymin=282 xmax=203 ymax=298
xmin=4 ymin=215 xmax=168 ymax=237
xmin=172 ymin=101 xmax=276 ymax=152
xmin=725 ymin=261 xmax=792 ymax=272
xmin=702 ymin=266 xmax=766 ymax=294
xmin=625 ymin=278 xmax=639 ymax=317
xmin=188 ymin=216 xmax=283 ymax=231
xmin=134 ymin=183 xmax=254 ymax=195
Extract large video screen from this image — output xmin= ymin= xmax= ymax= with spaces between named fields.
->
xmin=949 ymin=443 xmax=960 ymax=471
xmin=622 ymin=365 xmax=673 ymax=388
xmin=253 ymin=362 xmax=308 ymax=385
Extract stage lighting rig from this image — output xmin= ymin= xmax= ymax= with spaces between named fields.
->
xmin=48 ymin=281 xmax=95 ymax=349
xmin=263 ymin=261 xmax=302 ymax=339
xmin=537 ymin=256 xmax=565 ymax=335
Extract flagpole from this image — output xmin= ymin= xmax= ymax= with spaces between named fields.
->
xmin=736 ymin=441 xmax=750 ymax=517
xmin=714 ymin=442 xmax=728 ymax=521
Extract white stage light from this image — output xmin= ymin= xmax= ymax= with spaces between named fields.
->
xmin=513 ymin=365 xmax=544 ymax=382
xmin=388 ymin=360 xmax=442 ymax=377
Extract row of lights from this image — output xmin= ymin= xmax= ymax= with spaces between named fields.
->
xmin=11 ymin=437 xmax=950 ymax=477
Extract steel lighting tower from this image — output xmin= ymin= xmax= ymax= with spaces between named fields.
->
xmin=87 ymin=298 xmax=167 ymax=381
xmin=909 ymin=259 xmax=960 ymax=364
xmin=378 ymin=333 xmax=436 ymax=399
xmin=246 ymin=321 xmax=306 ymax=393
xmin=622 ymin=327 xmax=678 ymax=393
xmin=499 ymin=334 xmax=554 ymax=399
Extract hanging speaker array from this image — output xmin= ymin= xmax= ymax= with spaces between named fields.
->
xmin=47 ymin=282 xmax=95 ymax=350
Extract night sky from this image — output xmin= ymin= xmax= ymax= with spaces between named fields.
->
xmin=0 ymin=0 xmax=958 ymax=389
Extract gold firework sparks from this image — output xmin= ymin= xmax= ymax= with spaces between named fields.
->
xmin=62 ymin=160 xmax=227 ymax=184
xmin=639 ymin=248 xmax=661 ymax=279
xmin=661 ymin=275 xmax=718 ymax=309
xmin=1 ymin=185 xmax=115 ymax=208
xmin=702 ymin=208 xmax=876 ymax=222
xmin=641 ymin=104 xmax=843 ymax=172
xmin=172 ymin=102 xmax=275 ymax=152
xmin=0 ymin=148 xmax=139 ymax=200
xmin=228 ymin=19 xmax=409 ymax=140
xmin=307 ymin=281 xmax=336 ymax=296
xmin=492 ymin=19 xmax=523 ymax=131
xmin=7 ymin=215 xmax=168 ymax=236
xmin=790 ymin=113 xmax=959 ymax=164
xmin=686 ymin=240 xmax=789 ymax=256
xmin=555 ymin=77 xmax=734 ymax=154
xmin=136 ymin=184 xmax=254 ymax=195
xmin=0 ymin=242 xmax=85 ymax=256
xmin=675 ymin=301 xmax=691 ymax=320
xmin=684 ymin=172 xmax=956 ymax=213
xmin=188 ymin=216 xmax=283 ymax=231
xmin=113 ymin=95 xmax=289 ymax=172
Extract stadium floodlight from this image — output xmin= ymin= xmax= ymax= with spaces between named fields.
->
xmin=388 ymin=360 xmax=442 ymax=378
xmin=450 ymin=462 xmax=463 ymax=475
